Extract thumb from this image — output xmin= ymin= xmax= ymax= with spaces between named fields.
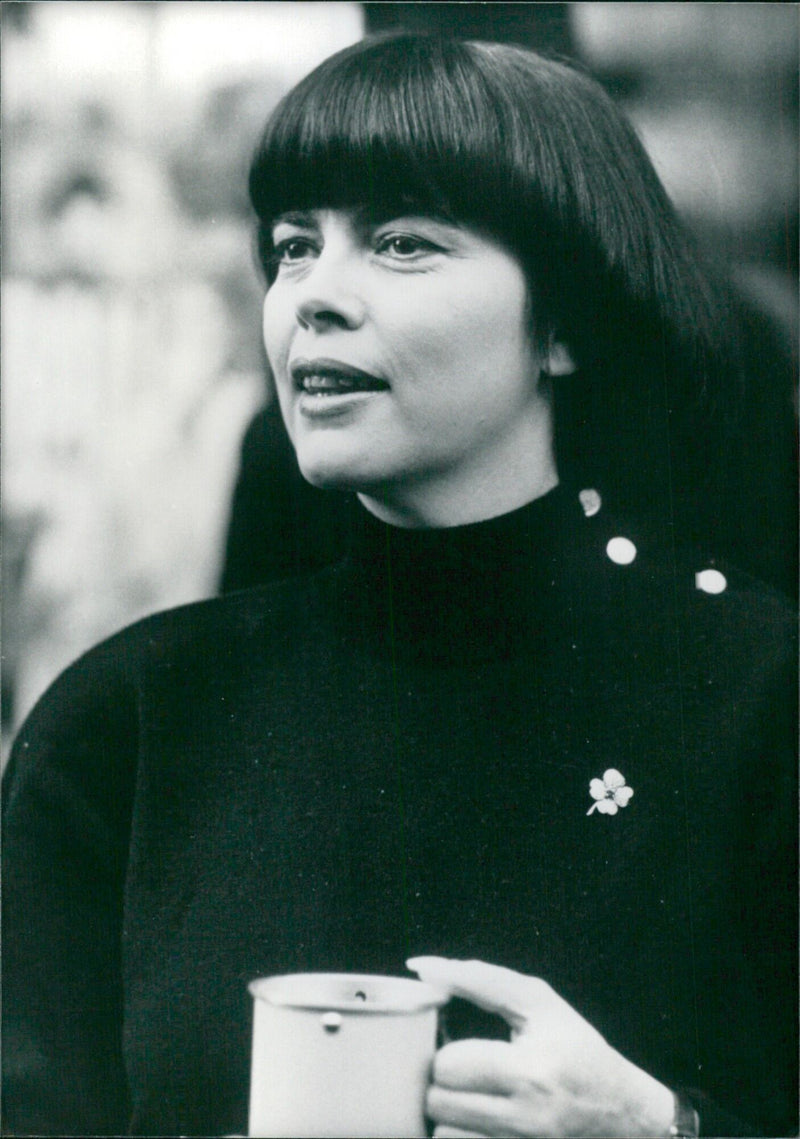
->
xmin=407 ymin=956 xmax=550 ymax=1036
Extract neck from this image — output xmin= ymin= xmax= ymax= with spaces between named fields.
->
xmin=357 ymin=457 xmax=560 ymax=529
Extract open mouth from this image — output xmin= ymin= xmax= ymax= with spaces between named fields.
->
xmin=291 ymin=359 xmax=390 ymax=397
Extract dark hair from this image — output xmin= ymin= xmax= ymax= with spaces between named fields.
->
xmin=249 ymin=33 xmax=746 ymax=512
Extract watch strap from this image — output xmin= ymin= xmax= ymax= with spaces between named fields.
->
xmin=669 ymin=1090 xmax=700 ymax=1138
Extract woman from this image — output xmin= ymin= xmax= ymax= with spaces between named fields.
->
xmin=3 ymin=33 xmax=796 ymax=1138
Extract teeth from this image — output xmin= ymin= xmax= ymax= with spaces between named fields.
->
xmin=300 ymin=373 xmax=382 ymax=394
xmin=303 ymin=374 xmax=349 ymax=392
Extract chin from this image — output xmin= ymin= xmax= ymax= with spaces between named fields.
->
xmin=296 ymin=454 xmax=375 ymax=492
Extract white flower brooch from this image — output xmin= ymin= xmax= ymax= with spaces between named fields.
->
xmin=587 ymin=768 xmax=634 ymax=815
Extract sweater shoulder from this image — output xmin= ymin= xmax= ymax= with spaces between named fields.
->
xmin=672 ymin=553 xmax=796 ymax=661
xmin=582 ymin=505 xmax=796 ymax=653
xmin=63 ymin=568 xmax=338 ymax=674
xmin=5 ymin=571 xmax=338 ymax=778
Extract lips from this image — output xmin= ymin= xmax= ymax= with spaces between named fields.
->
xmin=290 ymin=358 xmax=389 ymax=396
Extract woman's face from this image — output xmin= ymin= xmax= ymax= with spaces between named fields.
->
xmin=262 ymin=207 xmax=558 ymax=526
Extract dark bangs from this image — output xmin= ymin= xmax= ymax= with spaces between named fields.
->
xmin=248 ymin=35 xmax=538 ymax=282
xmin=247 ymin=33 xmax=691 ymax=368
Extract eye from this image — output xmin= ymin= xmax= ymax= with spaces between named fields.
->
xmin=375 ymin=233 xmax=442 ymax=260
xmin=269 ymin=235 xmax=318 ymax=273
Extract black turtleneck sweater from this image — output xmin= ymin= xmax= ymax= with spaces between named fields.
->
xmin=3 ymin=486 xmax=797 ymax=1137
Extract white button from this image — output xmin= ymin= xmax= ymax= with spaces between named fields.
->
xmin=695 ymin=569 xmax=727 ymax=594
xmin=606 ymin=537 xmax=637 ymax=565
xmin=579 ymin=488 xmax=602 ymax=517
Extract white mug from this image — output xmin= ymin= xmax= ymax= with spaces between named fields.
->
xmin=248 ymin=972 xmax=448 ymax=1138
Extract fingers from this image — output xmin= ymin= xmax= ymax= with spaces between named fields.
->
xmin=433 ymin=1038 xmax=522 ymax=1096
xmin=428 ymin=1086 xmax=519 ymax=1138
xmin=407 ymin=956 xmax=555 ymax=1034
xmin=427 ymin=1040 xmax=529 ymax=1138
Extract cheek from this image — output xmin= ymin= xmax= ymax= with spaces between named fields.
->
xmin=261 ymin=291 xmax=291 ymax=368
xmin=394 ymin=275 xmax=530 ymax=375
xmin=474 ymin=266 xmax=531 ymax=336
xmin=467 ymin=273 xmax=536 ymax=375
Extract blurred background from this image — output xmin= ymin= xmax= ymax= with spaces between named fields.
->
xmin=2 ymin=1 xmax=797 ymax=755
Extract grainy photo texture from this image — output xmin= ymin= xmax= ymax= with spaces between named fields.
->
xmin=2 ymin=4 xmax=797 ymax=1137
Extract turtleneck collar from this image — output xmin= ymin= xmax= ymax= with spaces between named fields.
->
xmin=351 ymin=480 xmax=578 ymax=566
xmin=336 ymin=483 xmax=593 ymax=664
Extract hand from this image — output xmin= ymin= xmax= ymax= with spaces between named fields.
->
xmin=406 ymin=957 xmax=675 ymax=1138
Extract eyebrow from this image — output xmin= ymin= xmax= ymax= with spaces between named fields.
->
xmin=271 ymin=210 xmax=319 ymax=232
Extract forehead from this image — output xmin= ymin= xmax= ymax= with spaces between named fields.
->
xmin=269 ymin=204 xmax=457 ymax=233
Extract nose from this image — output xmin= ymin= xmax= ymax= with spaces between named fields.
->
xmin=295 ymin=253 xmax=366 ymax=333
